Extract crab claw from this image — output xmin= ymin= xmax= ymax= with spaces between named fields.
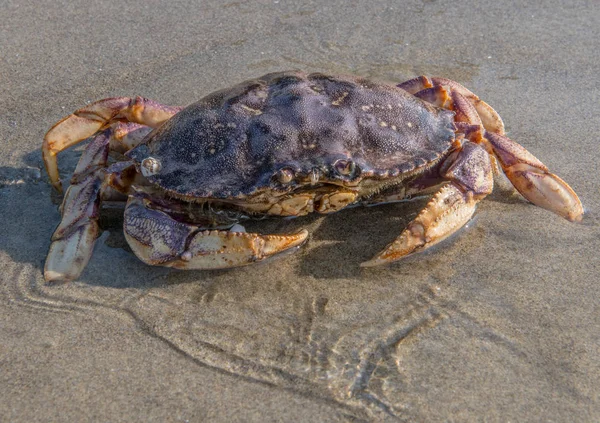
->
xmin=505 ymin=165 xmax=583 ymax=222
xmin=362 ymin=141 xmax=494 ymax=267
xmin=124 ymin=195 xmax=308 ymax=270
xmin=361 ymin=183 xmax=477 ymax=267
xmin=485 ymin=132 xmax=584 ymax=222
xmin=172 ymin=229 xmax=309 ymax=270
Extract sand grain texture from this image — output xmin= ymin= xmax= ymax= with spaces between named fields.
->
xmin=1 ymin=0 xmax=599 ymax=421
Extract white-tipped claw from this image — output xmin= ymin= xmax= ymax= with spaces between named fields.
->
xmin=485 ymin=132 xmax=584 ymax=222
xmin=261 ymin=229 xmax=309 ymax=257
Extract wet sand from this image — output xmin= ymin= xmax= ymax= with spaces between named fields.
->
xmin=1 ymin=0 xmax=599 ymax=421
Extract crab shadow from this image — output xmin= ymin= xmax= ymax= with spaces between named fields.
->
xmin=93 ymin=199 xmax=429 ymax=285
xmin=295 ymin=199 xmax=429 ymax=279
xmin=0 ymin=155 xmax=56 ymax=277
xmin=0 ymin=149 xmax=168 ymax=289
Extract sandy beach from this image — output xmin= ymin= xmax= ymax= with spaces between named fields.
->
xmin=1 ymin=0 xmax=599 ymax=421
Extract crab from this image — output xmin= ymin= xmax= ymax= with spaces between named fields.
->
xmin=42 ymin=71 xmax=583 ymax=283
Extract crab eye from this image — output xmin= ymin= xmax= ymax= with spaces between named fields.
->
xmin=334 ymin=159 xmax=356 ymax=177
xmin=276 ymin=168 xmax=295 ymax=184
xmin=140 ymin=157 xmax=162 ymax=177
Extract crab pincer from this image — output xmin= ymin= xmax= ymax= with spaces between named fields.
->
xmin=123 ymin=194 xmax=308 ymax=270
xmin=361 ymin=140 xmax=493 ymax=267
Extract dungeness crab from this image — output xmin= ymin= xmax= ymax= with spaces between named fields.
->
xmin=42 ymin=71 xmax=583 ymax=283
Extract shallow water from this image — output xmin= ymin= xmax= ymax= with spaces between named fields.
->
xmin=2 ymin=0 xmax=600 ymax=421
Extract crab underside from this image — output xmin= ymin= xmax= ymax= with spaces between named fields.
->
xmin=42 ymin=72 xmax=583 ymax=283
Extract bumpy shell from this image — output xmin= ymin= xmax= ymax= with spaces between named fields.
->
xmin=127 ymin=71 xmax=456 ymax=199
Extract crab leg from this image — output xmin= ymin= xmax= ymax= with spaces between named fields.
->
xmin=109 ymin=122 xmax=154 ymax=154
xmin=44 ymin=129 xmax=111 ymax=283
xmin=484 ymin=131 xmax=583 ymax=222
xmin=124 ymin=194 xmax=309 ymax=270
xmin=362 ymin=141 xmax=493 ymax=267
xmin=452 ymin=122 xmax=583 ymax=222
xmin=44 ymin=124 xmax=152 ymax=283
xmin=398 ymin=76 xmax=505 ymax=135
xmin=43 ymin=97 xmax=182 ymax=192
xmin=406 ymin=78 xmax=584 ymax=222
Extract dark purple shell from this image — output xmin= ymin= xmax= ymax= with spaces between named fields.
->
xmin=127 ymin=71 xmax=456 ymax=198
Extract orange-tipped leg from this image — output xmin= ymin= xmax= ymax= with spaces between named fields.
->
xmin=43 ymin=97 xmax=182 ymax=192
xmin=400 ymin=76 xmax=584 ymax=223
xmin=398 ymin=76 xmax=505 ymax=135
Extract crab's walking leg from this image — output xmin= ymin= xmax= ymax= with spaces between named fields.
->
xmin=484 ymin=131 xmax=583 ymax=222
xmin=398 ymin=76 xmax=505 ymax=135
xmin=361 ymin=141 xmax=493 ymax=267
xmin=123 ymin=195 xmax=309 ymax=270
xmin=44 ymin=124 xmax=150 ymax=283
xmin=44 ymin=129 xmax=111 ymax=283
xmin=452 ymin=123 xmax=583 ymax=222
xmin=109 ymin=122 xmax=154 ymax=154
xmin=43 ymin=97 xmax=182 ymax=192
xmin=405 ymin=77 xmax=584 ymax=222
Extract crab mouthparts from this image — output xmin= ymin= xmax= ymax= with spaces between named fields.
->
xmin=309 ymin=168 xmax=320 ymax=185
